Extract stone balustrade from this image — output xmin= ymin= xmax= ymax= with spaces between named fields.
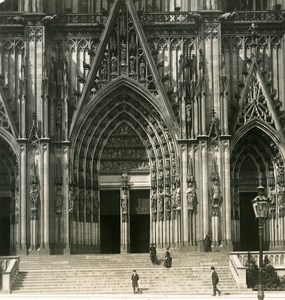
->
xmin=229 ymin=251 xmax=285 ymax=287
xmin=0 ymin=256 xmax=20 ymax=294
xmin=234 ymin=251 xmax=285 ymax=267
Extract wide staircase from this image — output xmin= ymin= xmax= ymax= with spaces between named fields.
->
xmin=12 ymin=252 xmax=253 ymax=295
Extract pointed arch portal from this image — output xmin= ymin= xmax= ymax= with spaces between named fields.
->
xmin=70 ymin=79 xmax=179 ymax=253
xmin=0 ymin=138 xmax=18 ymax=255
xmin=231 ymin=124 xmax=285 ymax=251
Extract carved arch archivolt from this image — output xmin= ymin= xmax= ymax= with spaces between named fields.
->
xmin=69 ymin=79 xmax=179 ymax=221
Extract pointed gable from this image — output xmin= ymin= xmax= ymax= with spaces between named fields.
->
xmin=70 ymin=0 xmax=178 ymax=137
xmin=232 ymin=61 xmax=284 ymax=138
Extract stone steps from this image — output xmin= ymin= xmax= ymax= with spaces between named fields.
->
xmin=12 ymin=253 xmax=253 ymax=295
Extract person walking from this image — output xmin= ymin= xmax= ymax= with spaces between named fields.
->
xmin=131 ymin=270 xmax=140 ymax=294
xmin=211 ymin=266 xmax=221 ymax=296
xmin=164 ymin=247 xmax=172 ymax=268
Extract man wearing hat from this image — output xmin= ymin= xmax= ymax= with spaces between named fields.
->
xmin=211 ymin=266 xmax=221 ymax=296
xmin=131 ymin=270 xmax=140 ymax=294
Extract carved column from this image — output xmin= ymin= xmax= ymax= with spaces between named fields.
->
xmin=18 ymin=142 xmax=27 ymax=253
xmin=29 ymin=161 xmax=40 ymax=251
xmin=41 ymin=141 xmax=50 ymax=252
xmin=223 ymin=140 xmax=232 ymax=247
xmin=182 ymin=145 xmax=189 ymax=245
xmin=63 ymin=145 xmax=70 ymax=253
xmin=201 ymin=140 xmax=209 ymax=239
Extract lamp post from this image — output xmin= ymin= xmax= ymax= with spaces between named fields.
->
xmin=252 ymin=184 xmax=270 ymax=300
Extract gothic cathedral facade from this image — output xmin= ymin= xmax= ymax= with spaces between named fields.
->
xmin=0 ymin=0 xmax=285 ymax=255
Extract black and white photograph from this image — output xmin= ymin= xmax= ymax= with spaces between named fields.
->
xmin=1 ymin=1 xmax=285 ymax=299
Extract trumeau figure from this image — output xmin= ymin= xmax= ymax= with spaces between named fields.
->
xmin=121 ymin=171 xmax=128 ymax=189
xmin=121 ymin=189 xmax=128 ymax=214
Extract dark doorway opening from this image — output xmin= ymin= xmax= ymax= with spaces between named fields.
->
xmin=0 ymin=197 xmax=10 ymax=256
xmin=240 ymin=192 xmax=259 ymax=251
xmin=100 ymin=190 xmax=120 ymax=254
xmin=130 ymin=190 xmax=150 ymax=253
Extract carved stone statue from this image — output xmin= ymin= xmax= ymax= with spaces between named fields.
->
xmin=164 ymin=187 xmax=171 ymax=211
xmin=211 ymin=180 xmax=221 ymax=207
xmin=121 ymin=171 xmax=128 ymax=189
xmin=269 ymin=186 xmax=276 ymax=205
xmin=120 ymin=43 xmax=127 ymax=65
xmin=175 ymin=186 xmax=181 ymax=208
xmin=111 ymin=53 xmax=117 ymax=74
xmin=69 ymin=185 xmax=75 ymax=212
xmin=30 ymin=177 xmax=39 ymax=220
xmin=121 ymin=189 xmax=128 ymax=214
xmin=186 ymin=182 xmax=196 ymax=211
xmin=158 ymin=189 xmax=164 ymax=213
xmin=151 ymin=190 xmax=157 ymax=213
xmin=139 ymin=60 xmax=146 ymax=80
xmin=101 ymin=58 xmax=108 ymax=80
xmin=130 ymin=56 xmax=135 ymax=74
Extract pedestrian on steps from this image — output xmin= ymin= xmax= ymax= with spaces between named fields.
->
xmin=150 ymin=243 xmax=159 ymax=265
xmin=204 ymin=233 xmax=212 ymax=252
xmin=211 ymin=266 xmax=221 ymax=296
xmin=131 ymin=270 xmax=140 ymax=294
xmin=164 ymin=247 xmax=172 ymax=268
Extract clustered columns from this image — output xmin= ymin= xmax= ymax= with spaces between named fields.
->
xmin=150 ymin=154 xmax=181 ymax=249
xmin=14 ymin=11 xmax=52 ymax=254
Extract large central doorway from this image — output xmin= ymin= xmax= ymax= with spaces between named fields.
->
xmin=240 ymin=192 xmax=259 ymax=251
xmin=100 ymin=190 xmax=120 ymax=254
xmin=130 ymin=190 xmax=150 ymax=253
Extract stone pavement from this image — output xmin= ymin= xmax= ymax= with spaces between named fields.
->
xmin=1 ymin=292 xmax=285 ymax=300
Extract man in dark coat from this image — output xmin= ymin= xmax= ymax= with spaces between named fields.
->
xmin=211 ymin=266 xmax=221 ymax=296
xmin=131 ymin=270 xmax=140 ymax=294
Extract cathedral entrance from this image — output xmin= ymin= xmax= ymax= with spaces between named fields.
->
xmin=130 ymin=190 xmax=150 ymax=253
xmin=240 ymin=192 xmax=259 ymax=251
xmin=0 ymin=196 xmax=10 ymax=255
xmin=100 ymin=190 xmax=121 ymax=254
